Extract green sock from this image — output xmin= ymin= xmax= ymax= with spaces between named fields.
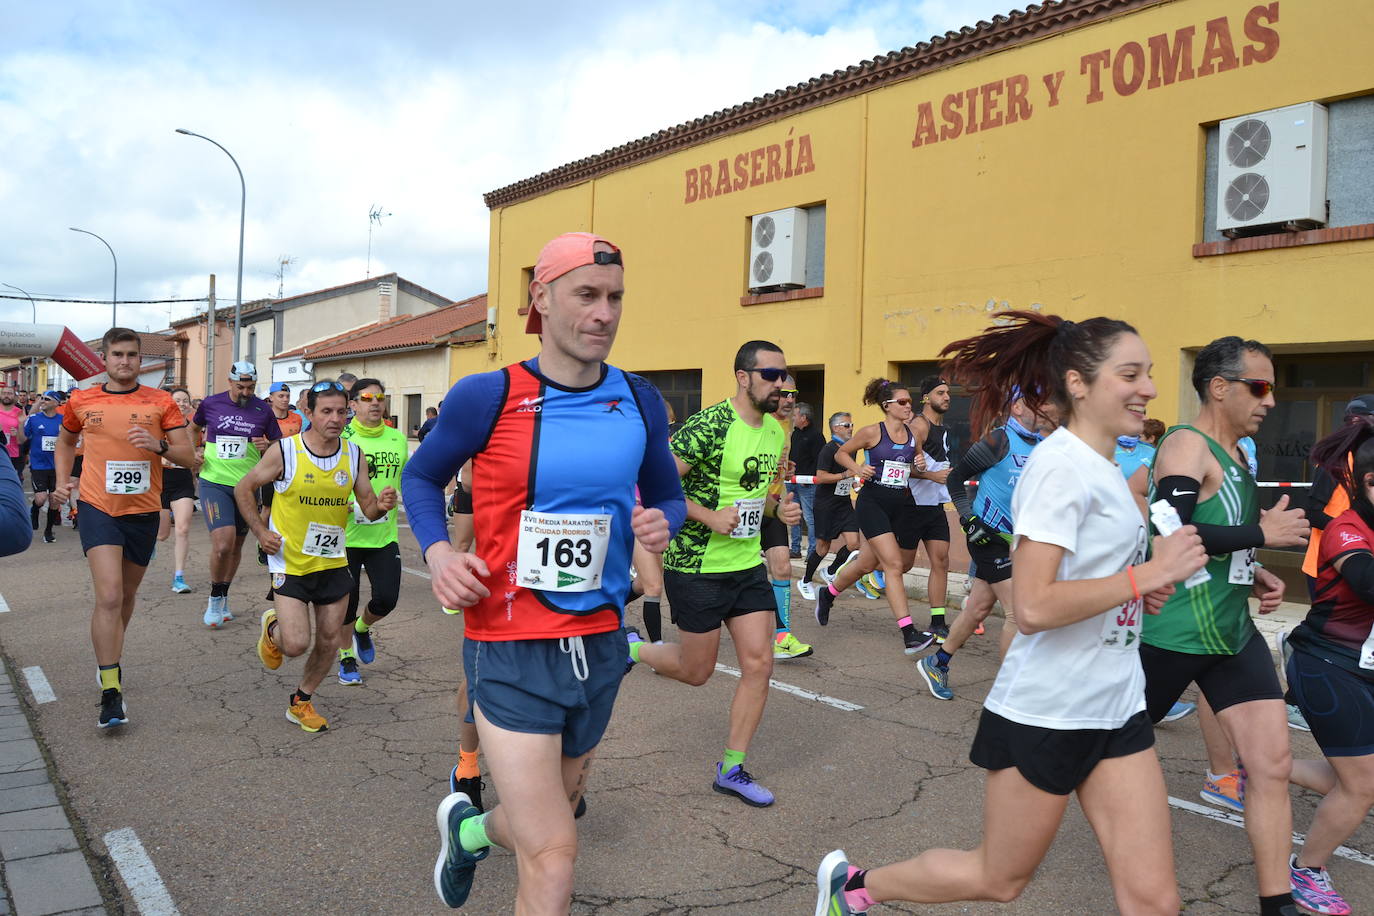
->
xmin=930 ymin=607 xmax=946 ymax=619
xmin=721 ymin=748 xmax=746 ymax=771
xmin=354 ymin=618 xmax=370 ymax=634
xmin=98 ymin=663 xmax=121 ymax=692
xmin=339 ymin=646 xmax=357 ymax=661
xmin=459 ymin=811 xmax=490 ymax=852
xmin=628 ymin=639 xmax=643 ymax=663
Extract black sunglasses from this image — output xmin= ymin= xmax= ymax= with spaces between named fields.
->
xmin=743 ymin=368 xmax=789 ymax=382
xmin=311 ymin=381 xmax=347 ymax=393
xmin=1222 ymin=377 xmax=1274 ymax=398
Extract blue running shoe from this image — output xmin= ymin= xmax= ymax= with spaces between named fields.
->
xmin=918 ymin=655 xmax=953 ymax=700
xmin=354 ymin=627 xmax=376 ymax=664
xmin=171 ymin=574 xmax=192 ymax=594
xmin=712 ymin=763 xmax=774 ymax=807
xmin=338 ymin=656 xmax=362 ymax=686
xmin=1161 ymin=700 xmax=1196 ymax=723
xmin=434 ymin=792 xmax=488 ymax=908
xmin=220 ymin=601 xmax=233 ymax=623
xmin=871 ymin=570 xmax=886 ymax=590
xmin=203 ymin=596 xmax=224 ymax=629
xmin=853 ymin=576 xmax=881 ymax=600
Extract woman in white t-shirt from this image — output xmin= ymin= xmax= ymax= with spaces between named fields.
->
xmin=815 ymin=313 xmax=1208 ymax=916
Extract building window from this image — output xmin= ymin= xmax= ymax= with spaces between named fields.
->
xmin=248 ymin=328 xmax=257 ymax=365
xmin=895 ymin=361 xmax=969 ymax=460
xmin=633 ymin=369 xmax=702 ymax=427
xmin=405 ymin=393 xmax=422 ymax=437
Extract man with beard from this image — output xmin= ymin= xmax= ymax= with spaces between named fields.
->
xmin=53 ymin=329 xmax=196 ymax=727
xmin=0 ymin=386 xmax=24 ymax=477
xmin=192 ymin=362 xmax=282 ymax=628
xmin=634 ymin=340 xmax=802 ymax=807
xmin=909 ymin=376 xmax=956 ymax=639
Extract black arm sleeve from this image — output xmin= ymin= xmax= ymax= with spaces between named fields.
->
xmin=1156 ymin=474 xmax=1265 ymax=554
xmin=1337 ymin=551 xmax=1374 ymax=604
xmin=949 ymin=429 xmax=1009 ymax=519
xmin=1308 ymin=466 xmax=1338 ymax=531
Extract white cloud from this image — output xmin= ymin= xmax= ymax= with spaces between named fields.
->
xmin=0 ymin=0 xmax=1017 ymax=341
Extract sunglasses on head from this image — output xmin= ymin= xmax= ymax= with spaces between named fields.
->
xmin=743 ymin=367 xmax=789 ymax=382
xmin=1222 ymin=377 xmax=1274 ymax=398
xmin=354 ymin=392 xmax=385 ymax=402
xmin=311 ymin=381 xmax=347 ymax=393
xmin=883 ymin=397 xmax=913 ymax=407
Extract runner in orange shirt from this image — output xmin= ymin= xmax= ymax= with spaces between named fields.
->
xmin=53 ymin=329 xmax=197 ymax=729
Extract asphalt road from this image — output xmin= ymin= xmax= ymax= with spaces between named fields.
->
xmin=1 ymin=517 xmax=1370 ymax=915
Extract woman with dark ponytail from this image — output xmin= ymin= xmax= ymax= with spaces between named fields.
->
xmin=815 ymin=311 xmax=1207 ymax=916
xmin=812 ymin=378 xmax=934 ymax=653
xmin=1277 ymin=422 xmax=1374 ymax=916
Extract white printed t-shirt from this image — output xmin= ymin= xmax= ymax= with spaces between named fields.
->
xmin=983 ymin=425 xmax=1150 ymax=730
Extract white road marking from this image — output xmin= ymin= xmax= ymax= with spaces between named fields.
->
xmin=402 ymin=566 xmax=431 ymax=580
xmin=1168 ymin=796 xmax=1374 ymax=867
xmin=104 ymin=828 xmax=181 ymax=915
xmin=714 ymin=663 xmax=863 ymax=711
xmin=20 ymin=666 xmax=55 ymax=704
xmin=0 ymin=592 xmax=8 ymax=612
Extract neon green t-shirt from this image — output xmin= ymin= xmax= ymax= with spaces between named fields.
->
xmin=342 ymin=418 xmax=408 ymax=549
xmin=664 ymin=399 xmax=785 ymax=574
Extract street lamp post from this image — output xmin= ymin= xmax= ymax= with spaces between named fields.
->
xmin=69 ymin=227 xmax=117 ymax=327
xmin=175 ymin=128 xmax=245 ymax=362
xmin=2 ymin=283 xmax=36 ymax=323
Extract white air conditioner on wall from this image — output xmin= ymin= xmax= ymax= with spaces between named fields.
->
xmin=748 ymin=208 xmax=809 ymax=292
xmin=1216 ymin=101 xmax=1328 ymax=235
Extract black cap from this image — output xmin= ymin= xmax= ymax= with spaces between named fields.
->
xmin=920 ymin=375 xmax=948 ymax=397
xmin=1346 ymin=394 xmax=1374 ymax=417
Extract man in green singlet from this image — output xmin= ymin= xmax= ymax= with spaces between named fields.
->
xmin=1140 ymin=336 xmax=1310 ymax=916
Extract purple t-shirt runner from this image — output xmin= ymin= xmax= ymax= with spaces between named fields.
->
xmin=193 ymin=392 xmax=282 ymax=486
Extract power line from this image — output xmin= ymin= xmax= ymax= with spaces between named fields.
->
xmin=0 ymin=294 xmax=208 ymax=305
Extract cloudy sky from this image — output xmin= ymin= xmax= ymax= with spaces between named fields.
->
xmin=0 ymin=0 xmax=1015 ymax=341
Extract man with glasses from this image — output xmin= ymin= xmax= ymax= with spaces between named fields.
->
xmin=336 ymin=378 xmax=407 ymax=686
xmin=192 ymin=362 xmax=283 ymax=628
xmin=761 ymin=377 xmax=813 ymax=661
xmin=635 ymin=340 xmax=802 ymax=807
xmin=24 ymin=391 xmax=65 ymax=543
xmin=798 ymin=412 xmax=861 ymax=600
xmin=235 ymin=380 xmax=396 ymax=733
xmin=1141 ymin=336 xmax=1311 ymax=916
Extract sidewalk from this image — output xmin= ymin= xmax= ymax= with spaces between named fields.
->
xmin=0 ymin=666 xmax=106 ymax=916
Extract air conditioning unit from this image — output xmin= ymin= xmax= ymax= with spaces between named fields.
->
xmin=748 ymin=208 xmax=809 ymax=292
xmin=1216 ymin=101 xmax=1327 ymax=235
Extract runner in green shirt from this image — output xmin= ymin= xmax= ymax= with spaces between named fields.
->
xmin=635 ymin=340 xmax=801 ymax=807
xmin=336 ymin=378 xmax=409 ymax=685
xmin=1139 ymin=336 xmax=1309 ymax=916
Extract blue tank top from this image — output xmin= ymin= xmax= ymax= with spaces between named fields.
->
xmin=866 ymin=421 xmax=915 ymax=486
xmin=976 ymin=425 xmax=1039 ymax=534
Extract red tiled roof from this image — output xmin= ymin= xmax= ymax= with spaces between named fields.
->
xmin=483 ymin=0 xmax=1161 ymax=208
xmin=275 ymin=294 xmax=487 ymax=361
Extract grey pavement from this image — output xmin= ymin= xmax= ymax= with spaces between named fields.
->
xmin=0 ymin=514 xmax=1368 ymax=915
xmin=0 ymin=668 xmax=107 ymax=916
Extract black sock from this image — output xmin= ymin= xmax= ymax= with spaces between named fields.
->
xmin=900 ymin=622 xmax=916 ymax=638
xmin=292 ymin=689 xmax=311 ymax=704
xmin=803 ymin=550 xmax=824 ymax=583
xmin=46 ymin=509 xmax=58 ymax=534
xmin=642 ymin=597 xmax=662 ymax=643
xmin=843 ymin=869 xmax=867 ymax=891
xmin=827 ymin=546 xmax=852 ymax=574
xmin=1259 ymin=893 xmax=1294 ymax=916
xmin=211 ymin=581 xmax=229 ymax=598
xmin=30 ymin=504 xmax=39 ymax=529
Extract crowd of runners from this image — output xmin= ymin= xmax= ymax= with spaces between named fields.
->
xmin=2 ymin=230 xmax=1373 ymax=916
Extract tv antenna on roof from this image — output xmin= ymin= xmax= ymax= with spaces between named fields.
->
xmin=366 ymin=205 xmax=392 ymax=278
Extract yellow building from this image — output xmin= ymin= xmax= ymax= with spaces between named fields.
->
xmin=469 ymin=0 xmax=1372 ymax=500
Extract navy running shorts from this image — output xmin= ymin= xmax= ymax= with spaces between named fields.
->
xmin=463 ymin=628 xmax=627 ymax=758
xmin=199 ymin=479 xmax=250 ymax=535
xmin=1286 ymin=648 xmax=1374 ymax=757
xmin=76 ymin=500 xmax=159 ymax=567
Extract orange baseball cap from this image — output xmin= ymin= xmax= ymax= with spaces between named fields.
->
xmin=526 ymin=232 xmax=622 ymax=333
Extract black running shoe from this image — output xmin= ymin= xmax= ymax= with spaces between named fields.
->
xmin=815 ymin=587 xmax=835 ymax=626
xmin=257 ymin=546 xmax=268 ymax=567
xmin=575 ymin=796 xmax=587 ymax=819
xmin=903 ymin=629 xmax=937 ymax=655
xmin=930 ymin=621 xmax=950 ymax=643
xmin=451 ymin=768 xmax=485 ymax=813
xmin=42 ymin=532 xmax=55 ymax=544
xmin=98 ymin=688 xmax=127 ymax=729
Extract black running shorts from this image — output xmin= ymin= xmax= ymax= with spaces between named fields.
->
xmin=813 ymin=496 xmax=858 ymax=540
xmin=1140 ymin=630 xmax=1283 ymax=722
xmin=760 ymin=514 xmax=789 ymax=551
xmin=855 ymin=484 xmax=920 ymax=550
xmin=968 ymin=537 xmax=1013 ymax=584
xmin=911 ymin=505 xmax=951 ymax=543
xmin=969 ymin=708 xmax=1155 ymax=796
xmin=30 ymin=469 xmax=56 ymax=493
xmin=663 ymin=565 xmax=775 ymax=634
xmin=272 ymin=566 xmax=354 ymax=606
xmin=161 ymin=467 xmax=196 ymax=507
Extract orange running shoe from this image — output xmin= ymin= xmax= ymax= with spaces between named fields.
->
xmin=257 ymin=609 xmax=283 ymax=670
xmin=286 ymin=697 xmax=327 ymax=732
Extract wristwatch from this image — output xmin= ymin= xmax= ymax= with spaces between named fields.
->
xmin=157 ymin=439 xmax=169 ymax=455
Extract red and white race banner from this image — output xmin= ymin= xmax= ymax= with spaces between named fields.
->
xmin=0 ymin=323 xmax=104 ymax=381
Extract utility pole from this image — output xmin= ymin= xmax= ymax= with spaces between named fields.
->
xmin=366 ymin=205 xmax=391 ymax=278
xmin=206 ymin=275 xmax=216 ymax=396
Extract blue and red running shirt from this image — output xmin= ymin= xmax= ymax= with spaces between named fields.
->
xmin=402 ymin=358 xmax=685 ymax=642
